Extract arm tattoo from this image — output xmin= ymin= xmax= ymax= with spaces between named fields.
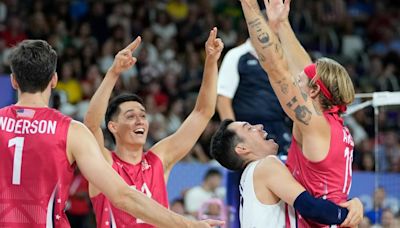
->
xmin=256 ymin=50 xmax=266 ymax=62
xmin=294 ymin=105 xmax=312 ymax=125
xmin=312 ymin=100 xmax=323 ymax=115
xmin=274 ymin=43 xmax=284 ymax=60
xmin=286 ymin=97 xmax=298 ymax=108
xmin=276 ymin=80 xmax=289 ymax=95
xmin=286 ymin=96 xmax=313 ymax=125
xmin=292 ymin=78 xmax=308 ymax=101
xmin=248 ymin=18 xmax=273 ymax=48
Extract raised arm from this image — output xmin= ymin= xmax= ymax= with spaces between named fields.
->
xmin=83 ymin=37 xmax=142 ymax=163
xmin=256 ymin=156 xmax=363 ymax=227
xmin=67 ymin=121 xmax=223 ymax=228
xmin=151 ymin=28 xmax=223 ymax=173
xmin=265 ymin=0 xmax=312 ymax=76
xmin=241 ymin=0 xmax=319 ymax=127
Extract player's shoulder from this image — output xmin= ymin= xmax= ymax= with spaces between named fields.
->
xmin=68 ymin=120 xmax=90 ymax=132
xmin=257 ymin=155 xmax=285 ymax=173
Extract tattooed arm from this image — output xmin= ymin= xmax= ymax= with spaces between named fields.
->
xmin=264 ymin=0 xmax=312 ymax=76
xmin=241 ymin=0 xmax=330 ymax=161
xmin=241 ymin=0 xmax=314 ymax=124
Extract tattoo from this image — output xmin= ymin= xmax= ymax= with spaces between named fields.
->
xmin=286 ymin=96 xmax=313 ymax=125
xmin=312 ymin=100 xmax=323 ymax=115
xmin=300 ymin=90 xmax=308 ymax=101
xmin=286 ymin=97 xmax=298 ymax=108
xmin=276 ymin=80 xmax=289 ymax=95
xmin=291 ymin=77 xmax=308 ymax=101
xmin=257 ymin=32 xmax=270 ymax=44
xmin=274 ymin=43 xmax=284 ymax=60
xmin=294 ymin=105 xmax=312 ymax=125
xmin=248 ymin=18 xmax=273 ymax=49
xmin=256 ymin=50 xmax=266 ymax=62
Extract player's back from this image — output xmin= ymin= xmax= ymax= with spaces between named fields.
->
xmin=0 ymin=105 xmax=73 ymax=228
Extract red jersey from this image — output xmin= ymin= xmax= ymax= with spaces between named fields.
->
xmin=0 ymin=105 xmax=74 ymax=228
xmin=286 ymin=110 xmax=354 ymax=228
xmin=67 ymin=173 xmax=90 ymax=215
xmin=91 ymin=151 xmax=168 ymax=228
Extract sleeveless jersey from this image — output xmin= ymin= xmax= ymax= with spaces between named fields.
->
xmin=286 ymin=110 xmax=354 ymax=227
xmin=239 ymin=160 xmax=294 ymax=228
xmin=0 ymin=105 xmax=73 ymax=228
xmin=91 ymin=151 xmax=168 ymax=228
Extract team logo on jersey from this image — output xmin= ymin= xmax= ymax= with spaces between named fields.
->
xmin=16 ymin=108 xmax=35 ymax=119
xmin=141 ymin=159 xmax=151 ymax=171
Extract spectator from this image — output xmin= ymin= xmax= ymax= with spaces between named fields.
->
xmin=365 ymin=187 xmax=387 ymax=224
xmin=184 ymin=168 xmax=226 ymax=217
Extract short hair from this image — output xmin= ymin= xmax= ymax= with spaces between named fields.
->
xmin=105 ymin=93 xmax=144 ymax=143
xmin=210 ymin=119 xmax=246 ymax=171
xmin=9 ymin=40 xmax=57 ymax=93
xmin=203 ymin=168 xmax=222 ymax=181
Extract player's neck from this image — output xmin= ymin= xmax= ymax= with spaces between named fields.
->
xmin=16 ymin=92 xmax=49 ymax=107
xmin=114 ymin=143 xmax=144 ymax=165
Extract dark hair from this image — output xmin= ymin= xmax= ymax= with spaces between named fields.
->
xmin=203 ymin=168 xmax=222 ymax=181
xmin=9 ymin=40 xmax=57 ymax=93
xmin=210 ymin=119 xmax=246 ymax=171
xmin=105 ymin=93 xmax=144 ymax=143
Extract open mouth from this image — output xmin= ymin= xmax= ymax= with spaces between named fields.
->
xmin=263 ymin=131 xmax=268 ymax=140
xmin=133 ymin=128 xmax=145 ymax=135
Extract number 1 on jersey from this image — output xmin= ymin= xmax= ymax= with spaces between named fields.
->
xmin=342 ymin=146 xmax=353 ymax=194
xmin=8 ymin=137 xmax=25 ymax=185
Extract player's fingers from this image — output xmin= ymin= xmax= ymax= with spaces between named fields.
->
xmin=339 ymin=201 xmax=349 ymax=208
xmin=117 ymin=49 xmax=130 ymax=57
xmin=125 ymin=36 xmax=142 ymax=51
xmin=285 ymin=0 xmax=291 ymax=8
xmin=264 ymin=0 xmax=270 ymax=8
xmin=207 ymin=27 xmax=217 ymax=43
xmin=214 ymin=38 xmax=223 ymax=47
xmin=341 ymin=217 xmax=350 ymax=227
xmin=203 ymin=219 xmax=225 ymax=227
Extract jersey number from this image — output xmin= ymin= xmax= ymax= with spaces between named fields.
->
xmin=342 ymin=146 xmax=353 ymax=194
xmin=8 ymin=137 xmax=25 ymax=185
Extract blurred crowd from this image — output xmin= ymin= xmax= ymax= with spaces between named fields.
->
xmin=1 ymin=0 xmax=400 ymax=226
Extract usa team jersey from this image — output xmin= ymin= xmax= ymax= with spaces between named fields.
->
xmin=91 ymin=151 xmax=168 ymax=228
xmin=286 ymin=110 xmax=354 ymax=228
xmin=0 ymin=105 xmax=73 ymax=228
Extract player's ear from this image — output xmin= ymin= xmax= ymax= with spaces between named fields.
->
xmin=309 ymin=83 xmax=320 ymax=99
xmin=235 ymin=142 xmax=250 ymax=155
xmin=50 ymin=72 xmax=58 ymax=89
xmin=107 ymin=121 xmax=118 ymax=134
xmin=10 ymin=73 xmax=19 ymax=90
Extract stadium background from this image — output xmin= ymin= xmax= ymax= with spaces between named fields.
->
xmin=0 ymin=0 xmax=400 ymax=227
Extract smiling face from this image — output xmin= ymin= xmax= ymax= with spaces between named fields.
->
xmin=228 ymin=121 xmax=279 ymax=160
xmin=108 ymin=101 xmax=149 ymax=147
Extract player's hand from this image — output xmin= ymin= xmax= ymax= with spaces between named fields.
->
xmin=194 ymin=219 xmax=225 ymax=227
xmin=264 ymin=0 xmax=291 ymax=32
xmin=339 ymin=197 xmax=364 ymax=227
xmin=205 ymin=27 xmax=224 ymax=62
xmin=109 ymin=36 xmax=142 ymax=76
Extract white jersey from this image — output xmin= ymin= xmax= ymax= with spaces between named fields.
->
xmin=239 ymin=160 xmax=295 ymax=228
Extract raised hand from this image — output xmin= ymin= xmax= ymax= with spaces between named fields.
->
xmin=340 ymin=197 xmax=364 ymax=227
xmin=205 ymin=27 xmax=224 ymax=62
xmin=264 ymin=0 xmax=291 ymax=32
xmin=109 ymin=36 xmax=142 ymax=75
